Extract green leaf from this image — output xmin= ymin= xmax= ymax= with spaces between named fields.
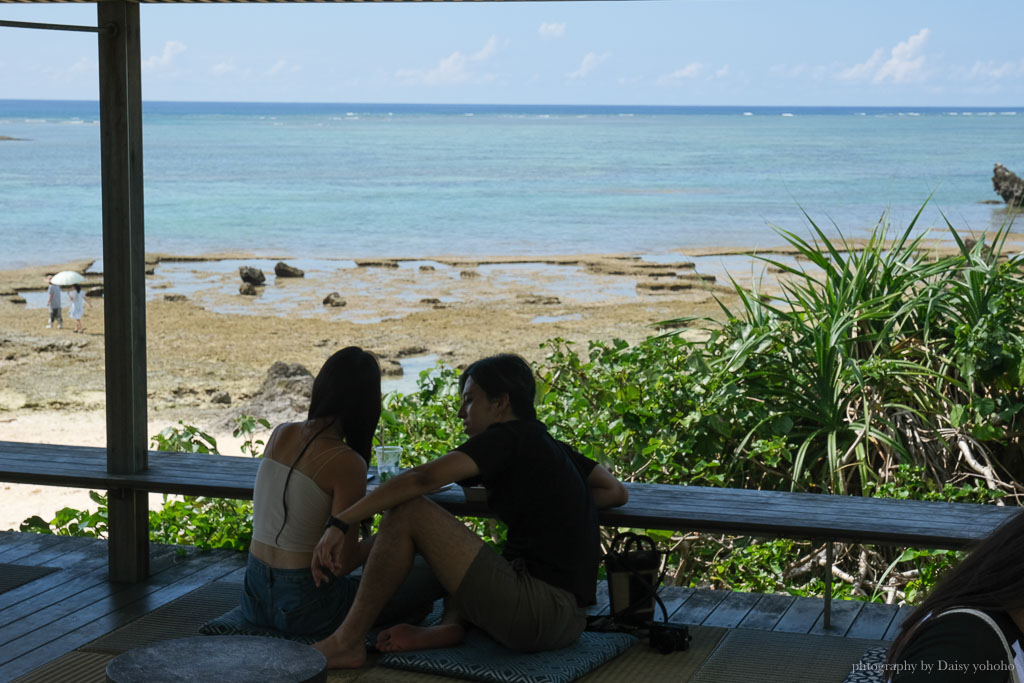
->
xmin=770 ymin=415 xmax=794 ymax=436
xmin=949 ymin=404 xmax=968 ymax=428
xmin=971 ymin=423 xmax=1002 ymax=442
xmin=974 ymin=397 xmax=997 ymax=418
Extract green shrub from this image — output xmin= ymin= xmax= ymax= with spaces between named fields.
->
xmin=24 ymin=206 xmax=1022 ymax=606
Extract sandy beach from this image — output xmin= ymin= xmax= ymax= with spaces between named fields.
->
xmin=2 ymin=237 xmax=1016 ymax=531
xmin=0 ymin=249 xmax=747 ymax=531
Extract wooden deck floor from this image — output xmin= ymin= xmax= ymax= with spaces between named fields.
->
xmin=0 ymin=530 xmax=905 ymax=682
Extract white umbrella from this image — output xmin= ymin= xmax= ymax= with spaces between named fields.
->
xmin=50 ymin=271 xmax=86 ymax=286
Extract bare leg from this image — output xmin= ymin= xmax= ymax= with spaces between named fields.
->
xmin=313 ymin=497 xmax=485 ymax=668
xmin=376 ymin=599 xmax=465 ymax=652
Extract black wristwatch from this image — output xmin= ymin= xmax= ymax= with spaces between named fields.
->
xmin=325 ymin=516 xmax=350 ymax=534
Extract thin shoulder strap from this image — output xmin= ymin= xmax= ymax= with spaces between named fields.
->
xmin=938 ymin=609 xmax=1022 ymax=683
xmin=305 ymin=440 xmax=356 ymax=480
xmin=274 ymin=420 xmax=336 ymax=546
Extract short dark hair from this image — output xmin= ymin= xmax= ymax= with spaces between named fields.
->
xmin=459 ymin=354 xmax=536 ymax=420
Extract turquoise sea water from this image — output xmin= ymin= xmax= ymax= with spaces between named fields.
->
xmin=1 ymin=100 xmax=1023 ymax=270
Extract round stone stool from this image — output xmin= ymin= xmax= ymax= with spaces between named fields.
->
xmin=105 ymin=635 xmax=326 ymax=683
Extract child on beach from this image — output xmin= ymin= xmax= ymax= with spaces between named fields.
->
xmin=68 ymin=284 xmax=91 ymax=333
xmin=45 ymin=276 xmax=62 ymax=329
xmin=311 ymin=353 xmax=628 ymax=668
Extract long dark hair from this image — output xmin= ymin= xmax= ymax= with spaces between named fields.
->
xmin=306 ymin=346 xmax=382 ymax=463
xmin=275 ymin=347 xmax=381 ymax=546
xmin=459 ymin=353 xmax=537 ymax=420
xmin=887 ymin=510 xmax=1024 ymax=672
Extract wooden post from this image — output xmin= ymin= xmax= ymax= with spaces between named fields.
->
xmin=97 ymin=0 xmax=149 ymax=583
xmin=823 ymin=541 xmax=833 ymax=629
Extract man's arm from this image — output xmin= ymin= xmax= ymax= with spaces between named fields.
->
xmin=312 ymin=449 xmax=479 ymax=584
xmin=588 ymin=464 xmax=628 ymax=509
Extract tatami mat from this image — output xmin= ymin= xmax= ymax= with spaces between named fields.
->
xmin=80 ymin=581 xmax=242 ymax=654
xmin=578 ymin=625 xmax=727 ymax=682
xmin=689 ymin=629 xmax=886 ymax=683
xmin=0 ymin=564 xmax=58 ymax=594
xmin=11 ymin=651 xmax=113 ymax=683
xmin=321 ymin=625 xmax=726 ymax=683
xmin=14 ymin=572 xmax=879 ymax=683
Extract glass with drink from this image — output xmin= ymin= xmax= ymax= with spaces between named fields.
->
xmin=373 ymin=445 xmax=402 ymax=482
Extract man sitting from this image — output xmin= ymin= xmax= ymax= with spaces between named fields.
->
xmin=311 ymin=353 xmax=628 ymax=668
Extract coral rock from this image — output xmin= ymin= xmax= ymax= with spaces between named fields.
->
xmin=239 ymin=266 xmax=266 ymax=285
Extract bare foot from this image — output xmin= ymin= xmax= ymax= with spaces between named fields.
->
xmin=312 ymin=633 xmax=367 ymax=669
xmin=376 ymin=623 xmax=466 ymax=652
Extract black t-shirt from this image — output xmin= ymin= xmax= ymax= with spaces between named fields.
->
xmin=892 ymin=610 xmax=1024 ymax=682
xmin=456 ymin=419 xmax=599 ymax=606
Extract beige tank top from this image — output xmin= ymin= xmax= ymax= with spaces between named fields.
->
xmin=252 ymin=457 xmax=332 ymax=552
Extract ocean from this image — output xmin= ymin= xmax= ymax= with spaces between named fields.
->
xmin=1 ymin=100 xmax=1023 ymax=270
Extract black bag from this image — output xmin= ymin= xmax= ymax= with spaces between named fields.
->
xmin=595 ymin=532 xmax=692 ymax=654
xmin=604 ymin=532 xmax=663 ymax=625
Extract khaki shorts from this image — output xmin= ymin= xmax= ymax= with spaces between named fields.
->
xmin=452 ymin=545 xmax=586 ymax=652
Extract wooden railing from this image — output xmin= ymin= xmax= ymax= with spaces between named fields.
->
xmin=2 ymin=439 xmax=1018 ymax=626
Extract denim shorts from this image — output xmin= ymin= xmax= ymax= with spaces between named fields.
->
xmin=240 ymin=554 xmax=443 ymax=639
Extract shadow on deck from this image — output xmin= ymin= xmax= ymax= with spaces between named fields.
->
xmin=0 ymin=531 xmax=900 ymax=682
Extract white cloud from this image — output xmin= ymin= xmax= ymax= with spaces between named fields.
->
xmin=567 ymin=52 xmax=609 ymax=79
xmin=539 ymin=22 xmax=567 ymax=39
xmin=656 ymin=62 xmax=730 ymax=86
xmin=66 ymin=57 xmax=93 ymax=78
xmin=771 ymin=64 xmax=798 ymax=78
xmin=473 ymin=36 xmax=500 ymax=61
xmin=395 ymin=36 xmax=500 ymax=85
xmin=266 ymin=60 xmax=300 ymax=78
xmin=956 ymin=59 xmax=1024 ymax=82
xmin=838 ymin=29 xmax=930 ymax=84
xmin=51 ymin=57 xmax=94 ymax=84
xmin=657 ymin=62 xmax=704 ymax=84
xmin=143 ymin=41 xmax=186 ymax=72
xmin=838 ymin=50 xmax=883 ymax=82
xmin=212 ymin=60 xmax=237 ymax=77
xmin=771 ymin=63 xmax=828 ymax=81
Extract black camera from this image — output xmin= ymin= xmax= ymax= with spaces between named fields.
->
xmin=648 ymin=621 xmax=691 ymax=654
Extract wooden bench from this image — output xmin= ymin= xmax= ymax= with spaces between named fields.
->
xmin=2 ymin=439 xmax=1018 ymax=626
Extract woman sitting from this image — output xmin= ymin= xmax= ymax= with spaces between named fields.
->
xmin=885 ymin=510 xmax=1024 ymax=682
xmin=241 ymin=346 xmax=441 ymax=639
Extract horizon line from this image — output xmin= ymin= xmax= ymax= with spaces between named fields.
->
xmin=1 ymin=98 xmax=1022 ymax=110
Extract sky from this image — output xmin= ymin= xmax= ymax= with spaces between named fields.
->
xmin=0 ymin=0 xmax=1022 ymax=106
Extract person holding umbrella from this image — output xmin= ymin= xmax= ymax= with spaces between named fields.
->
xmin=47 ymin=271 xmax=88 ymax=331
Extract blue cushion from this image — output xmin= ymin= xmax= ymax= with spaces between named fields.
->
xmin=199 ymin=605 xmax=318 ymax=644
xmin=379 ymin=630 xmax=638 ymax=683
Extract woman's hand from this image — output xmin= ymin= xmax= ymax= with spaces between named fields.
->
xmin=311 ymin=526 xmax=346 ymax=587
